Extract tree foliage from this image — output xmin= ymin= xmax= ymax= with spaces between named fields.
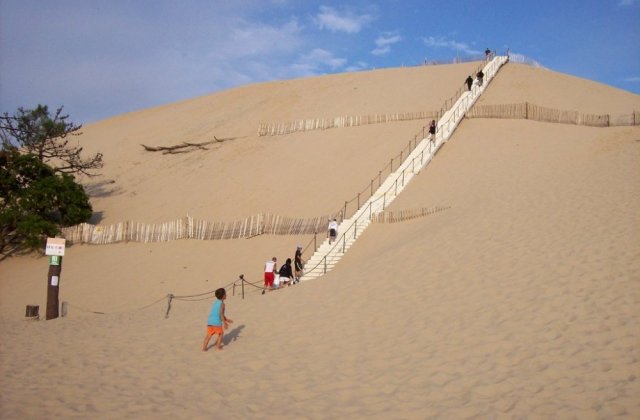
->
xmin=0 ymin=104 xmax=103 ymax=177
xmin=0 ymin=150 xmax=93 ymax=256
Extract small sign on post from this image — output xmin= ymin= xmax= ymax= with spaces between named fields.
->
xmin=45 ymin=238 xmax=65 ymax=320
xmin=45 ymin=238 xmax=65 ymax=257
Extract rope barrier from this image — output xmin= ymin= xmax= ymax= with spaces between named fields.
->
xmin=66 ymin=294 xmax=167 ymax=316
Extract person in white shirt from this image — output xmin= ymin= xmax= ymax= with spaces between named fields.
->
xmin=328 ymin=219 xmax=338 ymax=244
xmin=264 ymin=257 xmax=277 ymax=290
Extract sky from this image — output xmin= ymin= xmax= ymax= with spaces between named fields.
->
xmin=1 ymin=0 xmax=639 ymax=124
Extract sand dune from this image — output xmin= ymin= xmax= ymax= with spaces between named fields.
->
xmin=77 ymin=62 xmax=481 ymax=224
xmin=1 ymin=61 xmax=639 ymax=418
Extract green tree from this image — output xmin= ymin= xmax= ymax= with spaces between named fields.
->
xmin=0 ymin=150 xmax=92 ymax=256
xmin=0 ymin=104 xmax=103 ymax=176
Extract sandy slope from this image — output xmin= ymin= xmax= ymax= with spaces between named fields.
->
xmin=76 ymin=62 xmax=481 ymax=223
xmin=1 ymin=62 xmax=639 ymax=419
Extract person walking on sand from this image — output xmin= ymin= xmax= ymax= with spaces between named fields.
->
xmin=294 ymin=245 xmax=304 ymax=283
xmin=485 ymin=48 xmax=491 ymax=61
xmin=264 ymin=257 xmax=277 ymax=291
xmin=328 ymin=219 xmax=338 ymax=244
xmin=202 ymin=288 xmax=233 ymax=351
xmin=465 ymin=75 xmax=473 ymax=91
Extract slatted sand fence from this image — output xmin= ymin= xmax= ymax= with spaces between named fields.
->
xmin=258 ymin=110 xmax=442 ymax=136
xmin=59 ymin=213 xmax=339 ymax=245
xmin=371 ymin=206 xmax=451 ymax=223
xmin=466 ymin=102 xmax=639 ymax=127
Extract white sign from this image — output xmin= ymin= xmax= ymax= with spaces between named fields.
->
xmin=45 ymin=238 xmax=66 ymax=256
xmin=51 ymin=276 xmax=59 ymax=287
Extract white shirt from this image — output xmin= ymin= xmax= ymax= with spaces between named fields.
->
xmin=265 ymin=261 xmax=275 ymax=272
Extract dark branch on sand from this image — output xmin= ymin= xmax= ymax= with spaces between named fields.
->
xmin=141 ymin=136 xmax=236 ymax=154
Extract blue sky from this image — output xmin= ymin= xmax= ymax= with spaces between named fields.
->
xmin=1 ymin=0 xmax=638 ymax=123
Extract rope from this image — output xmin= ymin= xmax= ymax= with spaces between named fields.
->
xmin=66 ymin=294 xmax=167 ymax=316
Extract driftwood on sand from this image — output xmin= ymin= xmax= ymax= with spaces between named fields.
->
xmin=141 ymin=136 xmax=236 ymax=154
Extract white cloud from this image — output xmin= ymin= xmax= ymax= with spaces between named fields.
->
xmin=507 ymin=53 xmax=545 ymax=68
xmin=345 ymin=61 xmax=369 ymax=72
xmin=618 ymin=0 xmax=636 ymax=6
xmin=314 ymin=6 xmax=374 ymax=34
xmin=371 ymin=32 xmax=402 ymax=56
xmin=224 ymin=18 xmax=304 ymax=58
xmin=623 ymin=76 xmax=640 ymax=82
xmin=371 ymin=46 xmax=391 ymax=56
xmin=421 ymin=36 xmax=481 ymax=55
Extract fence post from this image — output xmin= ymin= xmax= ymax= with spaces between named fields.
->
xmin=354 ymin=220 xmax=358 ymax=239
xmin=324 ymin=256 xmax=327 ymax=274
xmin=402 ymin=169 xmax=405 ymax=186
xmin=342 ymin=234 xmax=346 ymax=253
xmin=357 ymin=192 xmax=360 ymax=209
xmin=390 ymin=158 xmax=393 ymax=172
xmin=314 ymin=232 xmax=317 ymax=251
xmin=343 ymin=201 xmax=347 ymax=221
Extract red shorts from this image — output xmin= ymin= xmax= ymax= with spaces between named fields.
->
xmin=264 ymin=272 xmax=275 ymax=287
xmin=206 ymin=325 xmax=223 ymax=336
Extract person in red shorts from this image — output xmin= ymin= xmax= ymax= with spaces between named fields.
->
xmin=264 ymin=257 xmax=277 ymax=290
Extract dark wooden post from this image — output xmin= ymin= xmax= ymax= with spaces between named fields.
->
xmin=46 ymin=256 xmax=62 ymax=320
xmin=25 ymin=305 xmax=39 ymax=319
